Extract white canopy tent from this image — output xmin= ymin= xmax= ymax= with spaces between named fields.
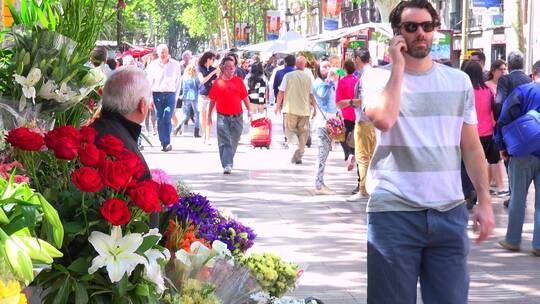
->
xmin=240 ymin=30 xmax=317 ymax=54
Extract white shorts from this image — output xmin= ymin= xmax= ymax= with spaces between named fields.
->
xmin=198 ymin=95 xmax=210 ymax=112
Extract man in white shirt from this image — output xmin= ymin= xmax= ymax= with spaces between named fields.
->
xmin=145 ymin=44 xmax=182 ymax=152
xmin=362 ymin=1 xmax=494 ymax=303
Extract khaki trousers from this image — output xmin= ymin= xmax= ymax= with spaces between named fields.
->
xmin=284 ymin=113 xmax=310 ymax=162
xmin=354 ymin=121 xmax=376 ymax=194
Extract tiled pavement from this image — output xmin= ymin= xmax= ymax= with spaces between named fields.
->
xmin=144 ymin=112 xmax=540 ymax=304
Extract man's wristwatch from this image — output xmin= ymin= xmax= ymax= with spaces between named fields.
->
xmin=349 ymin=99 xmax=354 ymax=106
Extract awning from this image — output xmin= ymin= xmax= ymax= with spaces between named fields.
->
xmin=307 ymin=22 xmax=393 ymax=43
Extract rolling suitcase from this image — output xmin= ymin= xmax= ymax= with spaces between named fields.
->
xmin=250 ymin=117 xmax=272 ymax=148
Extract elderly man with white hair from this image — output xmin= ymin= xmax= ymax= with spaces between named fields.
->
xmin=90 ymin=66 xmax=152 ymax=172
xmin=90 ymin=66 xmax=159 ymax=227
xmin=145 ymin=44 xmax=182 ymax=152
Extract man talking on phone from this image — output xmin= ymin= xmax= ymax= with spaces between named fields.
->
xmin=361 ymin=1 xmax=495 ymax=303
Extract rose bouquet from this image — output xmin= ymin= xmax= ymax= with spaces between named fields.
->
xmin=5 ymin=124 xmax=176 ymax=303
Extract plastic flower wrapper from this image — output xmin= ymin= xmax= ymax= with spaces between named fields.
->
xmin=169 ymin=240 xmax=233 ymax=284
xmin=250 ymin=292 xmax=309 ymax=304
xmin=204 ymin=258 xmax=264 ymax=304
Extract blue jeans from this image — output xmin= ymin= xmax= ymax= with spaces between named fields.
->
xmin=153 ymin=92 xmax=176 ymax=147
xmin=179 ymin=99 xmax=200 ymax=129
xmin=216 ymin=114 xmax=243 ymax=168
xmin=367 ymin=204 xmax=470 ymax=304
xmin=506 ymin=155 xmax=540 ymax=249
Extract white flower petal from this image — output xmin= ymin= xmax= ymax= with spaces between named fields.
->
xmin=117 ymin=233 xmax=143 ymax=253
xmin=145 ymin=228 xmax=162 ymax=239
xmin=174 ymin=249 xmax=192 ymax=267
xmin=22 ymin=86 xmax=36 ymax=99
xmin=27 ymin=68 xmax=42 ymax=85
xmin=88 ymin=231 xmax=114 ymax=257
xmin=117 ymin=252 xmax=146 ymax=276
xmin=211 ymin=240 xmax=231 ymax=257
xmin=14 ymin=74 xmax=27 ymax=85
xmin=88 ymin=255 xmax=108 ymax=274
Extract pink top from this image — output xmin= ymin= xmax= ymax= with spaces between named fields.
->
xmin=336 ymin=74 xmax=358 ymax=122
xmin=474 ymin=86 xmax=495 ymax=137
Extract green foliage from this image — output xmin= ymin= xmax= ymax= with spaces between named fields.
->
xmin=0 ymin=173 xmax=64 ymax=284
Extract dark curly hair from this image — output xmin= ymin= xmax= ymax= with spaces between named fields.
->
xmin=198 ymin=51 xmax=215 ymax=68
xmin=389 ymin=0 xmax=441 ymax=34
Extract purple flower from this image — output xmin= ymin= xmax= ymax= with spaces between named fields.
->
xmin=167 ymin=193 xmax=256 ymax=254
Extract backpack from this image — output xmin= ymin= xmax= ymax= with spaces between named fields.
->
xmin=502 ymin=109 xmax=540 ymax=156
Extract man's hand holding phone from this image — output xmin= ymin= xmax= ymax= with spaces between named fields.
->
xmin=389 ymin=35 xmax=407 ymax=68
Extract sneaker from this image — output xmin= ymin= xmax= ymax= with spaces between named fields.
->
xmin=497 ymin=240 xmax=520 ymax=252
xmin=223 ymin=167 xmax=232 ymax=174
xmin=346 ymin=155 xmax=356 ymax=171
xmin=495 ymin=190 xmax=510 ymax=198
xmin=346 ymin=192 xmax=369 ymax=202
xmin=161 ymin=144 xmax=172 ymax=152
xmin=532 ymin=248 xmax=540 ymax=257
xmin=314 ymin=185 xmax=336 ymax=195
xmin=291 ymin=160 xmax=302 ymax=165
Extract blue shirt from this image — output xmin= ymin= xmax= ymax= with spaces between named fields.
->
xmin=181 ymin=77 xmax=200 ymax=101
xmin=273 ymin=66 xmax=295 ymax=98
xmin=312 ymin=78 xmax=337 ymax=114
xmin=494 ymin=82 xmax=540 ymax=157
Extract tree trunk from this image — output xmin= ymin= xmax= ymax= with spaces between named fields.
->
xmin=514 ymin=0 xmax=525 ymax=54
xmin=218 ymin=0 xmax=232 ymax=49
xmin=197 ymin=0 xmax=215 ymax=50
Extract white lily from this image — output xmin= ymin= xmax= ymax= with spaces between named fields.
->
xmin=14 ymin=68 xmax=42 ymax=100
xmin=53 ymin=82 xmax=77 ymax=103
xmin=88 ymin=226 xmax=146 ymax=283
xmin=143 ymin=248 xmax=170 ymax=293
xmin=37 ymin=79 xmax=58 ymax=100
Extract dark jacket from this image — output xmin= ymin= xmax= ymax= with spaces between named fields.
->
xmin=494 ymin=70 xmax=532 ymax=119
xmin=90 ymin=110 xmax=150 ymax=177
xmin=494 ymin=82 xmax=540 ymax=157
xmin=90 ymin=110 xmax=157 ymax=226
xmin=273 ymin=66 xmax=295 ymax=98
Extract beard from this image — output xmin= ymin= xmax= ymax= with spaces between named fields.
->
xmin=407 ymin=38 xmax=433 ymax=59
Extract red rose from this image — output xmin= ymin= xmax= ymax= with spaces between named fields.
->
xmin=117 ymin=149 xmax=145 ymax=179
xmin=97 ymin=134 xmax=125 ymax=157
xmin=80 ymin=126 xmax=98 ymax=144
xmin=45 ymin=126 xmax=81 ymax=160
xmin=6 ymin=127 xmax=44 ymax=151
xmin=100 ymin=198 xmax=131 ymax=225
xmin=128 ymin=181 xmax=161 ymax=213
xmin=71 ymin=167 xmax=103 ymax=192
xmin=159 ymin=183 xmax=178 ymax=206
xmin=78 ymin=143 xmax=106 ymax=167
xmin=99 ymin=159 xmax=133 ymax=191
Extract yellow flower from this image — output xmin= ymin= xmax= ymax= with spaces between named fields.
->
xmin=0 ymin=279 xmax=26 ymax=304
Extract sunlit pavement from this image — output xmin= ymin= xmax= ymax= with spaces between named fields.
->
xmin=144 ymin=110 xmax=540 ymax=304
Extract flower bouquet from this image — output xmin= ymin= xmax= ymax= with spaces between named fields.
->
xmin=162 ymin=193 xmax=257 ymax=256
xmin=0 ymin=27 xmax=100 ymax=129
xmin=4 ymin=124 xmax=176 ymax=303
xmin=325 ymin=117 xmax=345 ymax=141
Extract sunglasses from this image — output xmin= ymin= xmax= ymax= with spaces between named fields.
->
xmin=399 ymin=21 xmax=437 ymax=33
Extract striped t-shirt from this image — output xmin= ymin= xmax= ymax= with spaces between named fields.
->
xmin=361 ymin=62 xmax=477 ymax=212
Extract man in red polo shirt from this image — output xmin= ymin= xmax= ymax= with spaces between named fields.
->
xmin=207 ymin=56 xmax=251 ymax=174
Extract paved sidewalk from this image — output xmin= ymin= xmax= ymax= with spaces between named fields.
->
xmin=144 ymin=112 xmax=540 ymax=304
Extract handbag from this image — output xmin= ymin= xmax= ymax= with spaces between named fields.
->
xmin=346 ymin=131 xmax=355 ymax=148
xmin=313 ymin=100 xmax=344 ymax=140
xmin=502 ymin=109 xmax=540 ymax=156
